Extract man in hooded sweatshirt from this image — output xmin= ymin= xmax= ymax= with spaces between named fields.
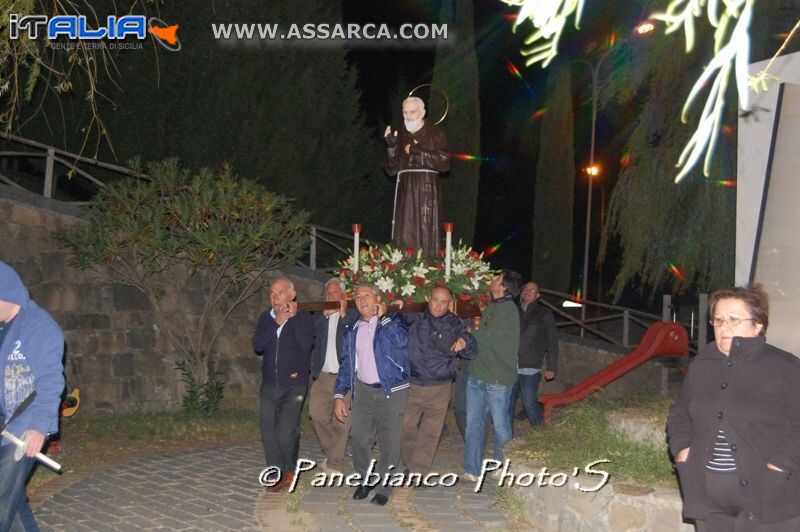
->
xmin=0 ymin=261 xmax=65 ymax=530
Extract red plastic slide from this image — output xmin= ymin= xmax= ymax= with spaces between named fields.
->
xmin=539 ymin=322 xmax=689 ymax=422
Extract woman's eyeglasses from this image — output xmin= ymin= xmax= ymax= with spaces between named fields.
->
xmin=709 ymin=317 xmax=756 ymax=327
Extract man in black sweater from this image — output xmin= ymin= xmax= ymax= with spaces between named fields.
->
xmin=253 ymin=276 xmax=314 ymax=492
xmin=510 ymin=281 xmax=558 ymax=427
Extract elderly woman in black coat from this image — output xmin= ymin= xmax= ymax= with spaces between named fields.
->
xmin=668 ymin=285 xmax=800 ymax=531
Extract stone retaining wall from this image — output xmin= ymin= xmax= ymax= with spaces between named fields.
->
xmin=509 ymin=461 xmax=692 ymax=531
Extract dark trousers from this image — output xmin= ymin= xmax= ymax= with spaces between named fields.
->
xmin=0 ymin=443 xmax=38 ymax=531
xmin=694 ymin=471 xmax=800 ymax=532
xmin=259 ymin=383 xmax=308 ymax=475
xmin=454 ymin=358 xmax=470 ymax=442
xmin=509 ymin=372 xmax=544 ymax=428
xmin=350 ymin=380 xmax=408 ymax=497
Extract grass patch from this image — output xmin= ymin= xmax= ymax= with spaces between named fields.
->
xmin=493 ymin=485 xmax=528 ymax=526
xmin=507 ymin=395 xmax=677 ymax=487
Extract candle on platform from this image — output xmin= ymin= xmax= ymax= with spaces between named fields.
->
xmin=444 ymin=222 xmax=454 ymax=279
xmin=351 ymin=223 xmax=362 ymax=273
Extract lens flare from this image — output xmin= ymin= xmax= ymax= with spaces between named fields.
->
xmin=532 ymin=108 xmax=547 ymax=120
xmin=667 ymin=261 xmax=686 ymax=283
xmin=451 ymin=153 xmax=502 ymax=163
xmin=709 ymin=179 xmax=736 ymax=187
xmin=505 ymin=59 xmax=524 ymax=80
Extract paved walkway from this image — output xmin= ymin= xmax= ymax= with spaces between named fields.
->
xmin=31 ymin=429 xmax=514 ymax=531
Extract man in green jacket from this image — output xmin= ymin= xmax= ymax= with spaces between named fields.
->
xmin=462 ymin=270 xmax=522 ymax=481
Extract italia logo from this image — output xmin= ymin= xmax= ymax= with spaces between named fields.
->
xmin=8 ymin=14 xmax=180 ymax=51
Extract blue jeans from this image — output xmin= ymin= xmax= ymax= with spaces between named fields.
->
xmin=509 ymin=372 xmax=544 ymax=427
xmin=0 ymin=443 xmax=39 ymax=531
xmin=464 ymin=376 xmax=513 ymax=476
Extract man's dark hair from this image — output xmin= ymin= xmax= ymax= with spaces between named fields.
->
xmin=500 ymin=270 xmax=523 ymax=298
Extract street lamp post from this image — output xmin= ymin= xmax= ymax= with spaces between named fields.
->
xmin=574 ymin=23 xmax=652 ymax=335
xmin=575 ymin=52 xmax=607 ymax=335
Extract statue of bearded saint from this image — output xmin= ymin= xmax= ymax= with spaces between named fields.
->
xmin=383 ymin=96 xmax=450 ymax=257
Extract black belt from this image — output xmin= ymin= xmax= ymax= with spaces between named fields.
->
xmin=358 ymin=380 xmax=382 ymax=389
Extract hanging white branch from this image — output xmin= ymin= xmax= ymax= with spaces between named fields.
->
xmin=506 ymin=0 xmax=758 ymax=183
xmin=652 ymin=0 xmax=754 ymax=182
xmin=502 ymin=0 xmax=587 ymax=68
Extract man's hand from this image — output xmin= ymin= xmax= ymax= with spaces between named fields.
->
xmin=376 ymin=302 xmax=388 ymax=317
xmin=544 ymin=371 xmax=556 ymax=381
xmin=385 ymin=127 xmax=398 ymax=146
xmin=676 ymin=447 xmax=690 ymax=463
xmin=451 ymin=337 xmax=466 ymax=352
xmin=24 ymin=430 xmax=45 ymax=457
xmin=275 ymin=301 xmax=298 ymax=325
xmin=389 ymin=299 xmax=404 ymax=310
xmin=404 ymin=144 xmax=411 ymax=154
xmin=333 ymin=398 xmax=348 ymax=423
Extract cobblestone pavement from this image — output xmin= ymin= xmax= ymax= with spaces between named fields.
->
xmin=31 ymin=429 xmax=514 ymax=531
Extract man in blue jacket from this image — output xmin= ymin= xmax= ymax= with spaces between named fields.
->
xmin=401 ymin=286 xmax=476 ymax=476
xmin=333 ymin=284 xmax=409 ymax=506
xmin=0 ymin=261 xmax=65 ymax=530
xmin=253 ymin=276 xmax=314 ymax=492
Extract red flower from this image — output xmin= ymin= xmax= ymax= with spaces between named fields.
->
xmin=370 ymin=261 xmax=377 ymax=269
xmin=369 ymin=248 xmax=378 ymax=257
xmin=458 ymin=293 xmax=472 ymax=302
xmin=469 ymin=251 xmax=480 ymax=259
xmin=339 ymin=268 xmax=348 ymax=276
xmin=438 ymin=248 xmax=446 ymax=257
xmin=435 ymin=280 xmax=445 ymax=287
xmin=405 ymin=247 xmax=415 ymax=256
xmin=413 ymin=276 xmax=425 ymax=286
xmin=434 ymin=263 xmax=444 ymax=270
xmin=479 ymin=294 xmax=489 ymax=305
xmin=465 ymin=270 xmax=474 ymax=277
xmin=385 ymin=263 xmax=394 ymax=271
xmin=385 ymin=292 xmax=395 ymax=300
xmin=404 ymin=297 xmax=413 ymax=303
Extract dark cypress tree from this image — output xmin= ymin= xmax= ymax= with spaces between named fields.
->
xmin=531 ymin=59 xmax=575 ymax=293
xmin=431 ymin=0 xmax=481 ymax=245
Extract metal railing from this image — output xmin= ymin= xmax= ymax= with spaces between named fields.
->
xmin=536 ymin=288 xmax=706 ymax=355
xmin=0 ymin=131 xmax=145 ymax=200
xmin=301 ymin=225 xmax=376 ymax=272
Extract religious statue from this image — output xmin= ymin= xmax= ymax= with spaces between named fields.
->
xmin=383 ymin=96 xmax=450 ymax=257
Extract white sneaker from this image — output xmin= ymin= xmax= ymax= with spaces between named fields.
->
xmin=461 ymin=472 xmax=480 ymax=482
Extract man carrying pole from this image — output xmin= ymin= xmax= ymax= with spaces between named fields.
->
xmin=0 ymin=261 xmax=65 ymax=530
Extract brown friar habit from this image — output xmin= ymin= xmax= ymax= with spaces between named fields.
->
xmin=383 ymin=120 xmax=450 ymax=257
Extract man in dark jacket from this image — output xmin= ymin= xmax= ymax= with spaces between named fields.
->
xmin=0 ymin=262 xmax=65 ymax=530
xmin=309 ymin=278 xmax=357 ymax=474
xmin=333 ymin=284 xmax=409 ymax=506
xmin=401 ymin=286 xmax=476 ymax=475
xmin=509 ymin=282 xmax=558 ymax=427
xmin=252 ymin=276 xmax=314 ymax=492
